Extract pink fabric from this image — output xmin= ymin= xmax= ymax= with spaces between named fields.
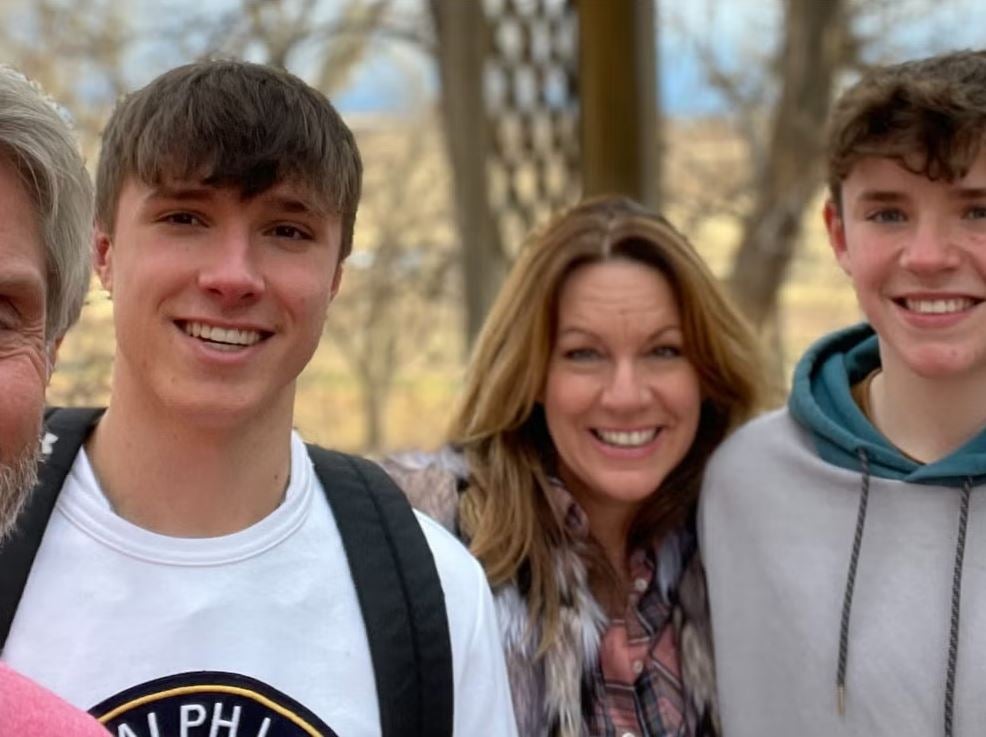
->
xmin=0 ymin=664 xmax=108 ymax=735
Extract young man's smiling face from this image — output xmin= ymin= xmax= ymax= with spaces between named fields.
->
xmin=95 ymin=176 xmax=343 ymax=427
xmin=825 ymin=150 xmax=986 ymax=383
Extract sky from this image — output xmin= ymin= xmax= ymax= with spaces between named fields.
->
xmin=336 ymin=0 xmax=986 ymax=118
xmin=125 ymin=0 xmax=986 ymax=118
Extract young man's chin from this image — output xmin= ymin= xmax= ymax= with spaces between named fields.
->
xmin=0 ymin=441 xmax=41 ymax=543
xmin=165 ymin=386 xmax=296 ymax=429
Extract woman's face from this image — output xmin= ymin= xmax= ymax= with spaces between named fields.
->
xmin=543 ymin=258 xmax=702 ymax=531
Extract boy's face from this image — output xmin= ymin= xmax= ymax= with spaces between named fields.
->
xmin=825 ymin=151 xmax=986 ymax=382
xmin=95 ymin=176 xmax=344 ymax=427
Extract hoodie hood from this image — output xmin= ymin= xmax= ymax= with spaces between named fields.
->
xmin=789 ymin=322 xmax=986 ymax=487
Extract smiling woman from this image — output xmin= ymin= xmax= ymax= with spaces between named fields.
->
xmin=386 ymin=195 xmax=766 ymax=737
xmin=543 ymin=260 xmax=702 ymax=574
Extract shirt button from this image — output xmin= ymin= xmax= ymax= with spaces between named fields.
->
xmin=634 ymin=577 xmax=648 ymax=593
xmin=632 ymin=659 xmax=644 ymax=675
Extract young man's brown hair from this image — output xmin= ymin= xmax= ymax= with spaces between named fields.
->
xmin=95 ymin=59 xmax=363 ymax=258
xmin=827 ymin=49 xmax=986 ymax=208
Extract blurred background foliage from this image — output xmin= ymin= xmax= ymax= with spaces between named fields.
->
xmin=16 ymin=0 xmax=983 ymax=452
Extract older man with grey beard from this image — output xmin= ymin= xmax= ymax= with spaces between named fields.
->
xmin=0 ymin=452 xmax=39 ymax=543
xmin=0 ymin=65 xmax=109 ymax=735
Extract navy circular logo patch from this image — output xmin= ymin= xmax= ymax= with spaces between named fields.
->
xmin=90 ymin=671 xmax=339 ymax=737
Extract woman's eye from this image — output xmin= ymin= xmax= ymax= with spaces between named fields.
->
xmin=650 ymin=345 xmax=682 ymax=359
xmin=563 ymin=347 xmax=600 ymax=361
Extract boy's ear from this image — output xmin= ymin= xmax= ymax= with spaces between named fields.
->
xmin=823 ymin=199 xmax=851 ymax=275
xmin=93 ymin=227 xmax=113 ymax=293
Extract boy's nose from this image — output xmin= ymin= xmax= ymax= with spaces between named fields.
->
xmin=900 ymin=219 xmax=961 ymax=273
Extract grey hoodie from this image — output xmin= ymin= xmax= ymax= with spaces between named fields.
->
xmin=699 ymin=323 xmax=986 ymax=737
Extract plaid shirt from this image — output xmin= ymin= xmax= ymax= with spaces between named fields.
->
xmin=547 ymin=480 xmax=688 ymax=737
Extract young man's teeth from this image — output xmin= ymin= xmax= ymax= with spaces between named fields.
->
xmin=596 ymin=429 xmax=657 ymax=447
xmin=904 ymin=298 xmax=973 ymax=314
xmin=184 ymin=322 xmax=261 ymax=346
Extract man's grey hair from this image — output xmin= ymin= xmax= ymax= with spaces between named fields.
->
xmin=0 ymin=66 xmax=93 ymax=342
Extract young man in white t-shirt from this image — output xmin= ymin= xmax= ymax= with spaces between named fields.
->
xmin=1 ymin=60 xmax=517 ymax=737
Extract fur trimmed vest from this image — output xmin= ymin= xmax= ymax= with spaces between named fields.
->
xmin=383 ymin=451 xmax=720 ymax=737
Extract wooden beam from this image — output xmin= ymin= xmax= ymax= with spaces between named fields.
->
xmin=577 ymin=0 xmax=659 ymax=208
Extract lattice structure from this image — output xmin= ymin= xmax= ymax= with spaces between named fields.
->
xmin=483 ymin=0 xmax=580 ymax=251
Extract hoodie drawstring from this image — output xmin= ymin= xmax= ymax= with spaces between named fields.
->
xmin=835 ymin=449 xmax=974 ymax=737
xmin=836 ymin=449 xmax=871 ymax=715
xmin=943 ymin=479 xmax=972 ymax=737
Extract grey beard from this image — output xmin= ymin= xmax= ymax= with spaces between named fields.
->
xmin=0 ymin=439 xmax=41 ymax=543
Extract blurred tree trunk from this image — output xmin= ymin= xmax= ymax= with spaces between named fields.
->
xmin=727 ymin=0 xmax=850 ymax=329
xmin=578 ymin=0 xmax=660 ymax=209
xmin=430 ymin=0 xmax=507 ymax=348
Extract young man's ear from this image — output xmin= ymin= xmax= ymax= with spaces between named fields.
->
xmin=823 ymin=199 xmax=851 ymax=275
xmin=329 ymin=262 xmax=344 ymax=302
xmin=93 ymin=227 xmax=113 ymax=294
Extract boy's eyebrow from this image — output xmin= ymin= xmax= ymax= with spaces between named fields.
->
xmin=856 ymin=190 xmax=906 ymax=202
xmin=953 ymin=187 xmax=986 ymax=199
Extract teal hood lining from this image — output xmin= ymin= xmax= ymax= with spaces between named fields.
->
xmin=788 ymin=322 xmax=986 ymax=487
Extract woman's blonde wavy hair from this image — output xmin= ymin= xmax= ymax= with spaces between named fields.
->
xmin=449 ymin=195 xmax=765 ymax=651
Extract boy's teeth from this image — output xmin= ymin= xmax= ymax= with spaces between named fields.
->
xmin=184 ymin=322 xmax=261 ymax=346
xmin=596 ymin=429 xmax=657 ymax=447
xmin=904 ymin=298 xmax=973 ymax=315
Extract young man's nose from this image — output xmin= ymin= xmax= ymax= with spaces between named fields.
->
xmin=197 ymin=231 xmax=265 ymax=301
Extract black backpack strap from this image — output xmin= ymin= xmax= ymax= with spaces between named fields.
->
xmin=0 ymin=406 xmax=104 ymax=651
xmin=306 ymin=445 xmax=454 ymax=737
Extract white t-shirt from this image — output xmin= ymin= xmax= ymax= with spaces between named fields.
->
xmin=4 ymin=432 xmax=518 ymax=737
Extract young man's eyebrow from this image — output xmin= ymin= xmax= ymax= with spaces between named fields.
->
xmin=146 ymin=185 xmax=217 ymax=201
xmin=262 ymin=195 xmax=321 ymax=215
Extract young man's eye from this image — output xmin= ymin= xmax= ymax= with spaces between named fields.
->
xmin=866 ymin=208 xmax=907 ymax=224
xmin=160 ymin=212 xmax=202 ymax=226
xmin=269 ymin=224 xmax=311 ymax=240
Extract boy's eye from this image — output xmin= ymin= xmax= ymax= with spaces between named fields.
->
xmin=963 ymin=204 xmax=986 ymax=220
xmin=866 ymin=208 xmax=907 ymax=224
